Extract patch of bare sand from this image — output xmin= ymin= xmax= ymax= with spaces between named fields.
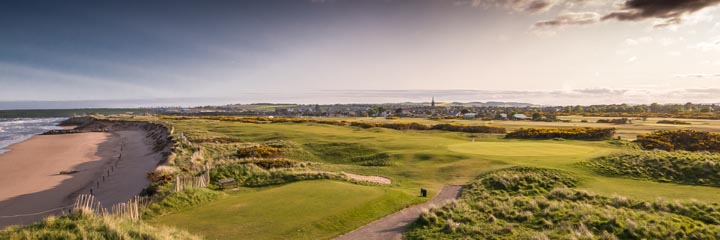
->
xmin=0 ymin=129 xmax=163 ymax=228
xmin=0 ymin=133 xmax=113 ymax=227
xmin=342 ymin=172 xmax=392 ymax=185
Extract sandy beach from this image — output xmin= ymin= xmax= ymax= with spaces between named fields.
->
xmin=0 ymin=125 xmax=165 ymax=228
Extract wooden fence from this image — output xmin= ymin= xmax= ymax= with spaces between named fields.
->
xmin=73 ymin=194 xmax=150 ymax=221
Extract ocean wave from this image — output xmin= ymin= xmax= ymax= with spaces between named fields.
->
xmin=0 ymin=118 xmax=65 ymax=155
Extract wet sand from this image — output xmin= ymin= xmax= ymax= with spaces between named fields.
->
xmin=0 ymin=130 xmax=162 ymax=228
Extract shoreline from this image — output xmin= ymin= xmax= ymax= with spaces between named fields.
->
xmin=0 ymin=121 xmax=167 ymax=228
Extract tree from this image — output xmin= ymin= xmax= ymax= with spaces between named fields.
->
xmin=532 ymin=112 xmax=542 ymax=121
xmin=368 ymin=108 xmax=378 ymax=117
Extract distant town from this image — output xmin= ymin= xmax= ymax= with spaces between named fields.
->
xmin=2 ymin=99 xmax=719 ymax=121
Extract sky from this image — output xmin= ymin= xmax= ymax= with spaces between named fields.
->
xmin=1 ymin=0 xmax=720 ymax=106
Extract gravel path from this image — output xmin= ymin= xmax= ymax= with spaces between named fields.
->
xmin=335 ymin=185 xmax=463 ymax=240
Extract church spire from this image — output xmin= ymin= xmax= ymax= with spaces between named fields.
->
xmin=431 ymin=97 xmax=435 ymax=107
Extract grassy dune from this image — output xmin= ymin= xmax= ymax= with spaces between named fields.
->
xmin=406 ymin=167 xmax=720 ymax=239
xmin=0 ymin=212 xmax=199 ymax=240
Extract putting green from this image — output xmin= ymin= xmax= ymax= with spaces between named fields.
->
xmin=448 ymin=141 xmax=600 ymax=157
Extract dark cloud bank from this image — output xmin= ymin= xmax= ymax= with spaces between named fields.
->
xmin=529 ymin=0 xmax=720 ymax=29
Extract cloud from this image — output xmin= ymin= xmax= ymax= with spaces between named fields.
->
xmin=602 ymin=0 xmax=720 ymax=27
xmin=573 ymin=88 xmax=629 ymax=95
xmin=675 ymin=73 xmax=720 ymax=78
xmin=533 ymin=12 xmax=600 ymax=28
xmin=690 ymin=36 xmax=720 ymax=51
xmin=462 ymin=0 xmax=560 ymax=13
xmin=626 ymin=56 xmax=638 ymax=62
xmin=624 ymin=36 xmax=653 ymax=45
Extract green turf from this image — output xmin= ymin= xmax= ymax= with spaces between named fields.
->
xmin=150 ymin=180 xmax=419 ymax=240
xmin=141 ymin=116 xmax=720 ymax=239
xmin=448 ymin=141 xmax=601 ymax=156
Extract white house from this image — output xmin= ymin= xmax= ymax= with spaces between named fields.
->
xmin=513 ymin=114 xmax=531 ymax=120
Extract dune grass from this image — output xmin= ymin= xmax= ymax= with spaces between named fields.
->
xmin=144 ymin=188 xmax=225 ymax=218
xmin=584 ymin=150 xmax=720 ymax=187
xmin=406 ymin=167 xmax=720 ymax=239
xmin=0 ymin=212 xmax=199 ymax=240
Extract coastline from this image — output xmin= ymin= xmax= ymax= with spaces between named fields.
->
xmin=0 ymin=121 xmax=167 ymax=228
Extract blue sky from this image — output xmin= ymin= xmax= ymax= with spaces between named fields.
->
xmin=1 ymin=0 xmax=720 ymax=105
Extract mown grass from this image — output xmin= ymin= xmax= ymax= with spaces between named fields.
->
xmin=150 ymin=180 xmax=420 ymax=240
xmin=406 ymin=167 xmax=720 ymax=239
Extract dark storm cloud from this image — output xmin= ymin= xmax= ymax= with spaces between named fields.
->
xmin=602 ymin=0 xmax=720 ymax=25
xmin=534 ymin=12 xmax=599 ymax=28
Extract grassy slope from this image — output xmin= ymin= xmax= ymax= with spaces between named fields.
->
xmin=151 ymin=180 xmax=418 ymax=240
xmin=0 ymin=212 xmax=199 ymax=240
xmin=448 ymin=139 xmax=720 ymax=202
xmin=148 ymin=117 xmax=720 ymax=239
xmin=406 ymin=167 xmax=720 ymax=239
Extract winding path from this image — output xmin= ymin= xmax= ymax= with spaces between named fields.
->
xmin=335 ymin=185 xmax=463 ymax=240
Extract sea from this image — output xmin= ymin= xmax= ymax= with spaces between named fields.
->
xmin=0 ymin=118 xmax=66 ymax=155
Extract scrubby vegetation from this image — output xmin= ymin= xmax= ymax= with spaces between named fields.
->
xmin=350 ymin=121 xmax=431 ymax=131
xmin=406 ymin=167 xmax=720 ymax=239
xmin=657 ymin=120 xmax=691 ymax=125
xmin=209 ymin=164 xmax=347 ymax=187
xmin=584 ymin=151 xmax=720 ymax=187
xmin=636 ymin=130 xmax=720 ymax=152
xmin=161 ymin=115 xmax=507 ymax=134
xmin=506 ymin=127 xmax=616 ymax=140
xmin=430 ymin=123 xmax=506 ymax=134
xmin=350 ymin=122 xmax=506 ymax=133
xmin=236 ymin=145 xmax=283 ymax=158
xmin=0 ymin=212 xmax=199 ymax=240
xmin=596 ymin=118 xmax=631 ymax=124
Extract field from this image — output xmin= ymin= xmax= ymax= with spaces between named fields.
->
xmin=133 ymin=116 xmax=720 ymax=239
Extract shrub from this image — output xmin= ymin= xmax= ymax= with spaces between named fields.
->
xmin=636 ymin=130 xmax=720 ymax=152
xmin=506 ymin=127 xmax=616 ymax=140
xmin=657 ymin=120 xmax=691 ymax=125
xmin=239 ymin=159 xmax=299 ymax=169
xmin=237 ymin=145 xmax=282 ymax=158
xmin=350 ymin=122 xmax=506 ymax=134
xmin=209 ymin=164 xmax=342 ymax=187
xmin=596 ymin=118 xmax=631 ymax=124
xmin=431 ymin=124 xmax=506 ymax=134
xmin=353 ymin=122 xmax=430 ymax=131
